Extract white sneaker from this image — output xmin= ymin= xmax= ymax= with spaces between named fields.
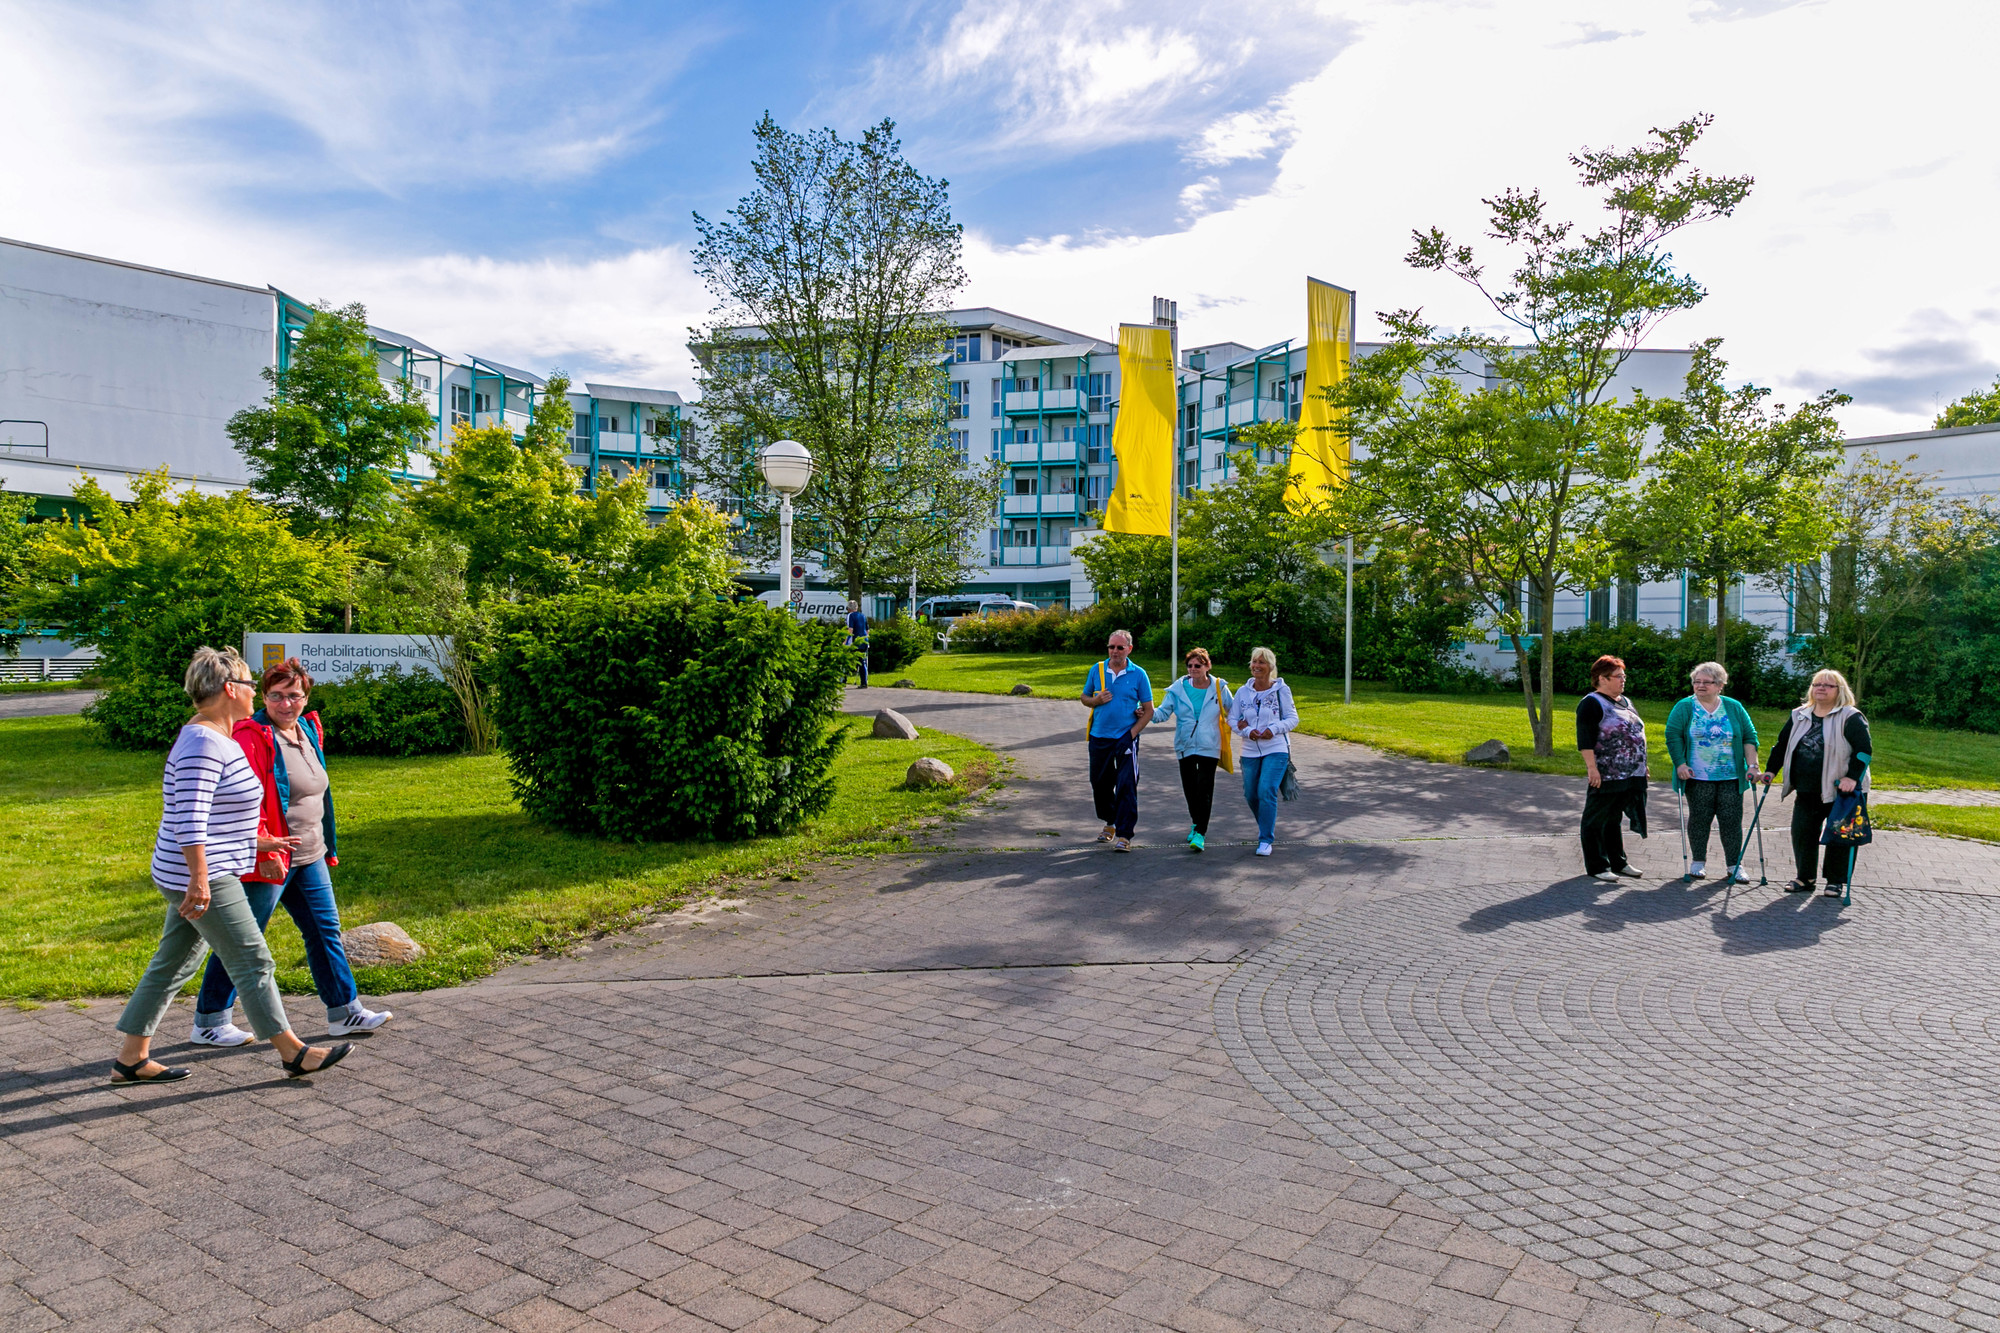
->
xmin=1593 ymin=870 xmax=1621 ymax=883
xmin=1688 ymin=861 xmax=1706 ymax=877
xmin=1255 ymin=842 xmax=1273 ymax=857
xmin=328 ymin=1007 xmax=393 ymax=1036
xmin=190 ymin=1023 xmax=252 ymax=1047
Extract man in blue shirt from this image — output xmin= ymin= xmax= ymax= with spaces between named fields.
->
xmin=845 ymin=601 xmax=869 ymax=688
xmin=1080 ymin=629 xmax=1153 ymax=851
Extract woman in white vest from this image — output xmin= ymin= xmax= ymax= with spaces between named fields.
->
xmin=1757 ymin=668 xmax=1871 ymax=897
xmin=1150 ymin=646 xmax=1232 ymax=853
xmin=1229 ymin=646 xmax=1298 ymax=858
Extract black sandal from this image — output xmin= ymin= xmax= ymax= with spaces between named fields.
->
xmin=111 ymin=1057 xmax=192 ymax=1083
xmin=282 ymin=1041 xmax=353 ymax=1079
xmin=1784 ymin=879 xmax=1814 ymax=893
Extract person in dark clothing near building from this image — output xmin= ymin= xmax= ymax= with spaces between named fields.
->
xmin=1578 ymin=655 xmax=1649 ymax=882
xmin=1080 ymin=629 xmax=1153 ymax=852
xmin=1758 ymin=669 xmax=1871 ymax=897
xmin=845 ymin=600 xmax=869 ymax=688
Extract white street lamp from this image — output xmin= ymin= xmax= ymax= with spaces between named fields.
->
xmin=758 ymin=439 xmax=814 ymax=607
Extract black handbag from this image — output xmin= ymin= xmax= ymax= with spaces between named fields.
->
xmin=1821 ymin=793 xmax=1872 ymax=847
xmin=1279 ymin=757 xmax=1300 ymax=802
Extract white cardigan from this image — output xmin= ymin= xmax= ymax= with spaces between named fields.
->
xmin=1229 ymin=679 xmax=1299 ymax=760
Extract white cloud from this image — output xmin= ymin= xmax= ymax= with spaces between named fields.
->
xmin=1186 ymin=108 xmax=1292 ymax=166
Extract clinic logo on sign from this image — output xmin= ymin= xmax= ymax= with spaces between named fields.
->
xmin=262 ymin=643 xmax=285 ymax=671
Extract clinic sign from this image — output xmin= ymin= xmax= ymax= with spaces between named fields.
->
xmin=242 ymin=633 xmax=445 ymax=683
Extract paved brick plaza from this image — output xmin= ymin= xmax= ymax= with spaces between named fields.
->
xmin=6 ymin=688 xmax=1999 ymax=1333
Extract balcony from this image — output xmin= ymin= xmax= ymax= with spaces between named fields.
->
xmin=1003 ymin=439 xmax=1078 ymax=464
xmin=647 ymin=487 xmax=677 ymax=509
xmin=1004 ymin=387 xmax=1084 ymax=416
xmin=473 ymin=410 xmax=526 ymax=435
xmin=597 ymin=431 xmax=640 ymax=454
xmin=1002 ymin=492 xmax=1083 ymax=516
xmin=1202 ymin=397 xmax=1289 ymax=435
xmin=994 ymin=547 xmax=1071 ymax=567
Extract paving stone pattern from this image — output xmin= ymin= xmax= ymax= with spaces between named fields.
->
xmin=1218 ymin=883 xmax=2000 ymax=1332
xmin=7 ymin=686 xmax=2000 ymax=1332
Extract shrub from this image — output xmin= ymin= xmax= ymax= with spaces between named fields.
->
xmin=944 ymin=603 xmax=1127 ymax=654
xmin=84 ymin=674 xmax=196 ymax=749
xmin=310 ymin=667 xmax=466 ymax=756
xmin=866 ymin=613 xmax=933 ymax=672
xmin=488 ymin=590 xmax=850 ymax=842
xmin=1541 ymin=620 xmax=1805 ymax=708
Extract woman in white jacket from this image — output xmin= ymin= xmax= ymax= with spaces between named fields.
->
xmin=1150 ymin=646 xmax=1232 ymax=853
xmin=1230 ymin=646 xmax=1299 ymax=857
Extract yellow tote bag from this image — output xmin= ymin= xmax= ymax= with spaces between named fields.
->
xmin=1214 ymin=678 xmax=1235 ymax=773
xmin=1084 ymin=660 xmax=1107 ymax=738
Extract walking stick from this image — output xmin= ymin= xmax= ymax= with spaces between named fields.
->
xmin=1743 ymin=779 xmax=1774 ymax=888
xmin=1674 ymin=784 xmax=1690 ymax=880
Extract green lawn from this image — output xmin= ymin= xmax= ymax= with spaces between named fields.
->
xmin=1872 ymin=804 xmax=2000 ymax=843
xmin=0 ymin=679 xmax=99 ymax=695
xmin=898 ymin=651 xmax=2000 ymax=790
xmin=0 ymin=713 xmax=998 ymax=1001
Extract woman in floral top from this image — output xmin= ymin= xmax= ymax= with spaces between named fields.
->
xmin=1577 ymin=654 xmax=1649 ymax=882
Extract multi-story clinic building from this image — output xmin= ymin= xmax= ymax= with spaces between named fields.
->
xmin=0 ymin=236 xmax=690 ymax=519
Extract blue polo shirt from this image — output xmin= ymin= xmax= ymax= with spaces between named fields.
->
xmin=1084 ymin=662 xmax=1153 ymax=740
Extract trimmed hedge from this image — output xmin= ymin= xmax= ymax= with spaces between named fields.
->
xmin=942 ymin=603 xmax=1127 ymax=654
xmin=311 ymin=667 xmax=465 ymax=756
xmin=1537 ymin=621 xmax=1809 ymax=708
xmin=488 ymin=590 xmax=851 ymax=842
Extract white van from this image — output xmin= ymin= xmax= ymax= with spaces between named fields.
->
xmin=756 ymin=589 xmax=854 ymax=626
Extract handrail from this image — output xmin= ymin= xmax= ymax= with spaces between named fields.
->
xmin=0 ymin=420 xmax=50 ymax=454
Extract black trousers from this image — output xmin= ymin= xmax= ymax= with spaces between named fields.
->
xmin=1790 ymin=793 xmax=1854 ymax=885
xmin=1088 ymin=735 xmax=1139 ymax=838
xmin=1683 ymin=779 xmax=1743 ymax=866
xmin=1178 ymin=755 xmax=1218 ymax=834
xmin=1580 ymin=778 xmax=1643 ymax=875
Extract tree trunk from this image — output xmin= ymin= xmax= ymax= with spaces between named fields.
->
xmin=1713 ymin=573 xmax=1728 ymax=670
xmin=1535 ymin=601 xmax=1557 ymax=757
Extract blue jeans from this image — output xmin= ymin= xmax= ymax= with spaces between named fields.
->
xmin=1241 ymin=753 xmax=1287 ymax=844
xmin=195 ymin=858 xmax=361 ymax=1025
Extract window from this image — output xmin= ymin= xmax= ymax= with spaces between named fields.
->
xmin=948 ymin=429 xmax=969 ymax=464
xmin=1004 ymin=377 xmax=1040 ymax=394
xmin=652 ymin=470 xmax=673 ymax=489
xmin=1056 ymin=474 xmax=1074 ymax=494
xmin=1214 ymin=393 xmax=1225 ymax=409
xmin=1008 ymin=526 xmax=1034 ymax=546
xmin=992 ymin=334 xmax=1025 ymax=358
xmin=1617 ymin=580 xmax=1639 ymax=624
xmin=1794 ymin=561 xmax=1824 ymax=634
xmin=948 ymin=380 xmax=969 ymax=420
xmin=1013 ymin=477 xmax=1037 ymax=495
xmin=1686 ymin=580 xmax=1709 ymax=630
xmin=1084 ymin=424 xmax=1109 ymax=464
xmin=991 ymin=377 xmax=1002 ymax=417
xmin=952 ymin=334 xmax=981 ymax=362
xmin=411 ymin=373 xmax=432 ymax=393
xmin=603 ymin=416 xmax=620 ymax=433
xmin=1588 ymin=583 xmax=1611 ymax=627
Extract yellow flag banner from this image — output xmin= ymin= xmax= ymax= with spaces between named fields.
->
xmin=1290 ymin=277 xmax=1353 ymax=512
xmin=1105 ymin=323 xmax=1174 ymax=537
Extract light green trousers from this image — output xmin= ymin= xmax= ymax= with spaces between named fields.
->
xmin=116 ymin=874 xmax=292 ymax=1040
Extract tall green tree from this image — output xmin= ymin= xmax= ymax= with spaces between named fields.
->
xmin=226 ymin=302 xmax=435 ymax=539
xmin=0 ymin=485 xmax=34 ymax=653
xmin=1936 ymin=374 xmax=2000 ymax=429
xmin=413 ymin=373 xmax=735 ymax=603
xmin=687 ymin=114 xmax=1000 ymax=601
xmin=1327 ymin=114 xmax=1753 ymax=755
xmin=1612 ymin=339 xmax=1847 ymax=668
xmin=1812 ymin=451 xmax=1989 ymax=700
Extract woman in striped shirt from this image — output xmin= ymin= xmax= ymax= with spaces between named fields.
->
xmin=112 ymin=647 xmax=357 ymax=1083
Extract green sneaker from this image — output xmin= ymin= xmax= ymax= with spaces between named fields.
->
xmin=1189 ymin=831 xmax=1205 ymax=852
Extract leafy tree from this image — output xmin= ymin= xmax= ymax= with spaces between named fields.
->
xmin=413 ymin=373 xmax=735 ymax=604
xmin=687 ymin=114 xmax=1000 ymax=601
xmin=0 ymin=485 xmax=34 ymax=653
xmin=1612 ymin=339 xmax=1847 ymax=668
xmin=15 ymin=470 xmax=352 ymax=745
xmin=226 ymin=303 xmax=435 ymax=538
xmin=1810 ymin=451 xmax=1989 ymax=701
xmin=1936 ymin=375 xmax=2000 ymax=429
xmin=1177 ymin=431 xmax=1344 ymax=649
xmin=1074 ymin=533 xmax=1171 ymax=628
xmin=1327 ymin=115 xmax=1753 ymax=755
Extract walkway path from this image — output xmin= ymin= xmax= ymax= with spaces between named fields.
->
xmin=0 ymin=689 xmax=96 ymax=719
xmin=7 ymin=687 xmax=2000 ymax=1333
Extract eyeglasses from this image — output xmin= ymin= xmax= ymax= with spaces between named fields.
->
xmin=224 ymin=677 xmax=254 ymax=691
xmin=266 ymin=690 xmax=307 ymax=702
xmin=1106 ymin=643 xmax=1127 ymax=651
xmin=1693 ymin=678 xmax=1721 ymax=686
xmin=1811 ymin=682 xmax=1838 ymax=690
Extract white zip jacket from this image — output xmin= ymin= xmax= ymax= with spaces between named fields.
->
xmin=1229 ymin=679 xmax=1298 ymax=760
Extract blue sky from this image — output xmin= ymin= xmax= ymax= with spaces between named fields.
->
xmin=3 ymin=0 xmax=1996 ymax=433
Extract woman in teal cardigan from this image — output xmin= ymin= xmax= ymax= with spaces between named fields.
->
xmin=1663 ymin=661 xmax=1761 ymax=883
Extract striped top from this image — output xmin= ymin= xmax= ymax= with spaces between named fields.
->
xmin=150 ymin=724 xmax=263 ymax=892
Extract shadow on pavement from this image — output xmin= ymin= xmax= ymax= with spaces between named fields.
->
xmin=1711 ymin=893 xmax=1852 ymax=955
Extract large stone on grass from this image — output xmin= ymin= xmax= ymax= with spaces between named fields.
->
xmin=341 ymin=922 xmax=425 ymax=967
xmin=906 ymin=757 xmax=955 ymax=788
xmin=1010 ymin=683 xmax=1032 ymax=696
xmin=892 ymin=678 xmax=916 ymax=688
xmin=1464 ymin=739 xmax=1511 ymax=766
xmin=872 ymin=708 xmax=919 ymax=740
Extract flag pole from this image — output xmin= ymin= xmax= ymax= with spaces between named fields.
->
xmin=1165 ymin=299 xmax=1180 ymax=675
xmin=1344 ymin=533 xmax=1353 ymax=706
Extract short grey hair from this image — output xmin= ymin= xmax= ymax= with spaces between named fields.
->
xmin=1690 ymin=661 xmax=1729 ymax=686
xmin=184 ymin=646 xmax=249 ymax=704
xmin=1108 ymin=629 xmax=1134 ymax=648
xmin=1250 ymin=645 xmax=1278 ymax=672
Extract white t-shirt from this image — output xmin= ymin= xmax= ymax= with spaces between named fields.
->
xmin=150 ymin=724 xmax=262 ymax=892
